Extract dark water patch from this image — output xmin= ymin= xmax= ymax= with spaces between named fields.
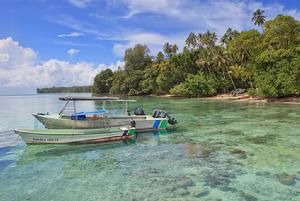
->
xmin=240 ymin=191 xmax=258 ymax=201
xmin=189 ymin=188 xmax=210 ymax=198
xmin=221 ymin=129 xmax=245 ymax=136
xmin=184 ymin=142 xmax=220 ymax=159
xmin=175 ymin=176 xmax=195 ymax=189
xmin=204 ymin=174 xmax=233 ymax=189
xmin=202 ymin=153 xmax=246 ymax=191
xmin=245 ymin=134 xmax=278 ymax=144
xmin=230 ymin=149 xmax=247 ymax=159
xmin=176 ymin=188 xmax=189 ymax=196
xmin=219 ymin=186 xmax=238 ymax=193
xmin=255 ymin=171 xmax=271 ymax=177
xmin=63 ymin=156 xmax=119 ymax=178
xmin=0 ymin=160 xmax=15 ymax=171
xmin=0 ymin=146 xmax=13 ymax=155
xmin=276 ymin=172 xmax=297 ymax=186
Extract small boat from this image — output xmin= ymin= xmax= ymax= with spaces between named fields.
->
xmin=14 ymin=127 xmax=136 ymax=144
xmin=33 ymin=96 xmax=177 ymax=131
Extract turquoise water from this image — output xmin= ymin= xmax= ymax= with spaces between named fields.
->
xmin=0 ymin=94 xmax=299 ymax=201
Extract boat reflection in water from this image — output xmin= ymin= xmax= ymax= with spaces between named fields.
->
xmin=16 ymin=129 xmax=175 ymax=166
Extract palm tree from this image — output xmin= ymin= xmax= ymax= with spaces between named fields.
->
xmin=185 ymin=32 xmax=197 ymax=49
xmin=221 ymin=28 xmax=239 ymax=46
xmin=198 ymin=31 xmax=217 ymax=48
xmin=172 ymin=44 xmax=178 ymax=54
xmin=163 ymin=42 xmax=178 ymax=57
xmin=252 ymin=9 xmax=266 ymax=32
xmin=156 ymin=51 xmax=164 ymax=63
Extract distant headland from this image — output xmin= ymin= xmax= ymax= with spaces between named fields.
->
xmin=37 ymin=86 xmax=92 ymax=93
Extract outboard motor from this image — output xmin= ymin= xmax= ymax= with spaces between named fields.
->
xmin=159 ymin=111 xmax=167 ymax=118
xmin=152 ymin=109 xmax=177 ymax=125
xmin=134 ymin=107 xmax=146 ymax=115
xmin=167 ymin=116 xmax=177 ymax=125
xmin=152 ymin=109 xmax=159 ymax=118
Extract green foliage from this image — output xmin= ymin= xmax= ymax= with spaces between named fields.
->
xmin=263 ymin=15 xmax=300 ymax=49
xmin=228 ymin=30 xmax=262 ymax=65
xmin=91 ymin=13 xmax=300 ymax=98
xmin=92 ymin=68 xmax=113 ymax=94
xmin=140 ymin=63 xmax=160 ymax=94
xmin=124 ymin=44 xmax=152 ymax=72
xmin=156 ymin=51 xmax=199 ymax=93
xmin=252 ymin=48 xmax=300 ymax=97
xmin=170 ymin=73 xmax=216 ymax=97
xmin=37 ymin=86 xmax=91 ymax=93
xmin=252 ymin=9 xmax=266 ymax=32
xmin=109 ymin=70 xmax=127 ymax=94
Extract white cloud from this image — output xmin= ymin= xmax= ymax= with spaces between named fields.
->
xmin=113 ymin=32 xmax=184 ymax=56
xmin=49 ymin=1 xmax=300 ymax=59
xmin=108 ymin=0 xmax=300 ymax=35
xmin=98 ymin=60 xmax=125 ymax=71
xmin=57 ymin=32 xmax=84 ymax=37
xmin=105 ymin=0 xmax=300 ymax=56
xmin=0 ymin=37 xmax=36 ymax=69
xmin=66 ymin=0 xmax=92 ymax=8
xmin=0 ymin=37 xmax=121 ymax=91
xmin=67 ymin=48 xmax=80 ymax=56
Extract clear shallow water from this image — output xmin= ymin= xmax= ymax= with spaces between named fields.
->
xmin=0 ymin=94 xmax=299 ymax=201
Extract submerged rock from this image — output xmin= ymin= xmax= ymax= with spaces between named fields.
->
xmin=188 ymin=186 xmax=210 ymax=198
xmin=177 ymin=188 xmax=189 ymax=196
xmin=219 ymin=186 xmax=237 ymax=193
xmin=221 ymin=129 xmax=244 ymax=136
xmin=240 ymin=192 xmax=258 ymax=201
xmin=230 ymin=149 xmax=247 ymax=159
xmin=192 ymin=190 xmax=210 ymax=198
xmin=255 ymin=171 xmax=271 ymax=176
xmin=185 ymin=142 xmax=219 ymax=158
xmin=245 ymin=134 xmax=277 ymax=144
xmin=276 ymin=172 xmax=297 ymax=186
xmin=204 ymin=174 xmax=232 ymax=188
xmin=176 ymin=176 xmax=195 ymax=189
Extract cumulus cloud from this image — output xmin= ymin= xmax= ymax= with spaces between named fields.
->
xmin=115 ymin=0 xmax=300 ymax=36
xmin=57 ymin=32 xmax=84 ymax=37
xmin=113 ymin=32 xmax=184 ymax=56
xmin=66 ymin=0 xmax=92 ymax=8
xmin=0 ymin=37 xmax=36 ymax=69
xmin=67 ymin=48 xmax=80 ymax=56
xmin=96 ymin=0 xmax=300 ymax=56
xmin=98 ymin=60 xmax=125 ymax=71
xmin=0 ymin=37 xmax=121 ymax=91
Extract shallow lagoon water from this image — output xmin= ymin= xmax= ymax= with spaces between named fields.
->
xmin=0 ymin=94 xmax=299 ymax=201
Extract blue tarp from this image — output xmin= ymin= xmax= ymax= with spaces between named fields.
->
xmin=75 ymin=109 xmax=109 ymax=115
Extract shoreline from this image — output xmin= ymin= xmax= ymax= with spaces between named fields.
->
xmin=154 ymin=93 xmax=300 ymax=105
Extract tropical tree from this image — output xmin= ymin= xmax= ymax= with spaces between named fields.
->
xmin=185 ymin=32 xmax=197 ymax=49
xmin=92 ymin=68 xmax=113 ymax=94
xmin=163 ymin=42 xmax=178 ymax=57
xmin=263 ymin=15 xmax=300 ymax=50
xmin=124 ymin=44 xmax=152 ymax=72
xmin=221 ymin=28 xmax=239 ymax=46
xmin=198 ymin=31 xmax=217 ymax=48
xmin=156 ymin=51 xmax=164 ymax=63
xmin=252 ymin=9 xmax=266 ymax=32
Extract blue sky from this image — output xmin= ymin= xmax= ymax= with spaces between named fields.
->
xmin=0 ymin=0 xmax=299 ymax=93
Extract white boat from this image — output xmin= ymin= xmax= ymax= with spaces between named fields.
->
xmin=33 ymin=96 xmax=177 ymax=131
xmin=14 ymin=127 xmax=136 ymax=144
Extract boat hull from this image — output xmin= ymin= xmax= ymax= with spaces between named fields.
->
xmin=14 ymin=128 xmax=135 ymax=144
xmin=33 ymin=113 xmax=170 ymax=131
